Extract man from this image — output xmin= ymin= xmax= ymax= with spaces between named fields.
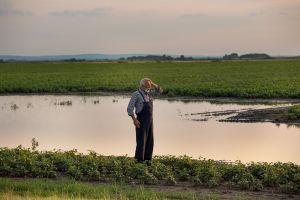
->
xmin=127 ymin=78 xmax=163 ymax=166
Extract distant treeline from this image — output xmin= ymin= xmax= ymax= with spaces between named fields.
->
xmin=223 ymin=53 xmax=272 ymax=60
xmin=222 ymin=53 xmax=300 ymax=60
xmin=63 ymin=58 xmax=86 ymax=62
xmin=121 ymin=53 xmax=300 ymax=61
xmin=1 ymin=53 xmax=300 ymax=62
xmin=121 ymin=54 xmax=193 ymax=61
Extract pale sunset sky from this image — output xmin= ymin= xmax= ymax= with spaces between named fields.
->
xmin=0 ymin=0 xmax=299 ymax=56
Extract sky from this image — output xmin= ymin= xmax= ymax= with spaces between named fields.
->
xmin=0 ymin=0 xmax=299 ymax=56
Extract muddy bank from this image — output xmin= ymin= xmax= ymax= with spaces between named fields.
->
xmin=189 ymin=104 xmax=300 ymax=125
xmin=220 ymin=105 xmax=300 ymax=124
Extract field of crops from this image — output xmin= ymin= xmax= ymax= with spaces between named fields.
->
xmin=0 ymin=60 xmax=300 ymax=98
xmin=0 ymin=145 xmax=299 ymax=194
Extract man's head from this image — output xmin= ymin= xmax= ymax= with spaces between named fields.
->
xmin=140 ymin=78 xmax=152 ymax=90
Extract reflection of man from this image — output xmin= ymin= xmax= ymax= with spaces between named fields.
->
xmin=127 ymin=78 xmax=163 ymax=166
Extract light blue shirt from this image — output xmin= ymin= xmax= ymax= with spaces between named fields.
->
xmin=127 ymin=86 xmax=163 ymax=116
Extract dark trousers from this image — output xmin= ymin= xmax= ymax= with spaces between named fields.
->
xmin=134 ymin=114 xmax=154 ymax=163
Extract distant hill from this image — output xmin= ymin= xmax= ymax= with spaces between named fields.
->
xmin=0 ymin=54 xmax=148 ymax=61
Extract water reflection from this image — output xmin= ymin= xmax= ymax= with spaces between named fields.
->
xmin=0 ymin=94 xmax=299 ymax=164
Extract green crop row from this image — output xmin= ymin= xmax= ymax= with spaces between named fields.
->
xmin=0 ymin=145 xmax=299 ymax=194
xmin=1 ymin=60 xmax=300 ymax=98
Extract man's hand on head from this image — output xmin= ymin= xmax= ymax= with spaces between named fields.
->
xmin=150 ymin=80 xmax=158 ymax=88
xmin=150 ymin=81 xmax=163 ymax=94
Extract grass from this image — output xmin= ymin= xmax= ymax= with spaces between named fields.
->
xmin=0 ymin=178 xmax=213 ymax=200
xmin=0 ymin=145 xmax=299 ymax=194
xmin=286 ymin=105 xmax=300 ymax=120
xmin=0 ymin=60 xmax=300 ymax=98
xmin=275 ymin=104 xmax=300 ymax=121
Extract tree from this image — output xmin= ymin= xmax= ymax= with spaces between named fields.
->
xmin=223 ymin=53 xmax=239 ymax=60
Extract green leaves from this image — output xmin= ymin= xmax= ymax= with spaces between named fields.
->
xmin=1 ymin=60 xmax=300 ymax=98
xmin=0 ymin=147 xmax=299 ymax=194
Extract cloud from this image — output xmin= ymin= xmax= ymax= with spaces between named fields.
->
xmin=278 ymin=11 xmax=287 ymax=16
xmin=179 ymin=13 xmax=207 ymax=18
xmin=48 ymin=8 xmax=110 ymax=17
xmin=0 ymin=0 xmax=34 ymax=16
xmin=0 ymin=9 xmax=34 ymax=16
xmin=248 ymin=11 xmax=265 ymax=17
xmin=0 ymin=0 xmax=11 ymax=9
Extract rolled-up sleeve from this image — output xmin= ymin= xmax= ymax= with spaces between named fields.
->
xmin=151 ymin=85 xmax=163 ymax=95
xmin=156 ymin=85 xmax=163 ymax=94
xmin=127 ymin=92 xmax=137 ymax=116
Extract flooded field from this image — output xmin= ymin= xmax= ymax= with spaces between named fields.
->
xmin=0 ymin=94 xmax=299 ymax=164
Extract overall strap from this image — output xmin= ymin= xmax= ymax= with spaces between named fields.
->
xmin=138 ymin=90 xmax=147 ymax=102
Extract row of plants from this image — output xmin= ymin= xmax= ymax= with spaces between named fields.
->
xmin=0 ymin=144 xmax=299 ymax=194
xmin=1 ymin=60 xmax=300 ymax=98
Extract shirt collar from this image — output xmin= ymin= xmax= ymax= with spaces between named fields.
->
xmin=139 ymin=88 xmax=149 ymax=94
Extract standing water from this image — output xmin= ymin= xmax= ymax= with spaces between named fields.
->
xmin=0 ymin=95 xmax=299 ymax=164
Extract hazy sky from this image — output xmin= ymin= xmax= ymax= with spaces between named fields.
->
xmin=0 ymin=0 xmax=299 ymax=56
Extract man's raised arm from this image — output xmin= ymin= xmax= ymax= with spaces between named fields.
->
xmin=150 ymin=81 xmax=163 ymax=95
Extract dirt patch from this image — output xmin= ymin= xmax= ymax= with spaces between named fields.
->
xmin=219 ymin=105 xmax=300 ymax=124
xmin=143 ymin=182 xmax=299 ymax=199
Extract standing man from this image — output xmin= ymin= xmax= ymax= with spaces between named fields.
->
xmin=127 ymin=78 xmax=163 ymax=166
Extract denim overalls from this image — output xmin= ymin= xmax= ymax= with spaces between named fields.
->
xmin=134 ymin=90 xmax=154 ymax=164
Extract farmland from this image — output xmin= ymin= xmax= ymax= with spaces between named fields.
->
xmin=1 ymin=60 xmax=300 ymax=199
xmin=1 ymin=60 xmax=300 ymax=98
xmin=0 ymin=145 xmax=299 ymax=196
